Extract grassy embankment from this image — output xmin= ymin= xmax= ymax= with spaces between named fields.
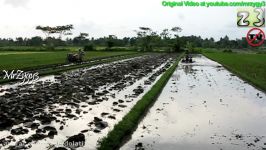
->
xmin=203 ymin=51 xmax=266 ymax=92
xmin=0 ymin=51 xmax=138 ymax=71
xmin=0 ymin=51 xmax=142 ymax=84
xmin=98 ymin=53 xmax=184 ymax=150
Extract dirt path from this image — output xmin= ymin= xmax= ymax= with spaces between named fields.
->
xmin=0 ymin=53 xmax=177 ymax=150
xmin=121 ymin=54 xmax=266 ymax=150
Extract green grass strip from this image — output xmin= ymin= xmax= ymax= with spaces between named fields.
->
xmin=97 ymin=53 xmax=184 ymax=150
xmin=203 ymin=53 xmax=266 ymax=92
xmin=0 ymin=53 xmax=145 ymax=85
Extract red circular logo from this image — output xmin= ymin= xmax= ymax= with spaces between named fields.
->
xmin=246 ymin=28 xmax=265 ymax=47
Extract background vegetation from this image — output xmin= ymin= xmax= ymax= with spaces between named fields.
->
xmin=1 ymin=25 xmax=265 ymax=52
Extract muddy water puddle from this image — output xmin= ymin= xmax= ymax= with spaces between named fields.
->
xmin=0 ymin=55 xmax=142 ymax=96
xmin=28 ymin=60 xmax=171 ymax=150
xmin=121 ymin=54 xmax=266 ymax=150
xmin=0 ymin=54 xmax=176 ymax=150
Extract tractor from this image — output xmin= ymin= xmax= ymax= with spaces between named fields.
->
xmin=67 ymin=49 xmax=85 ymax=63
xmin=182 ymin=54 xmax=193 ymax=63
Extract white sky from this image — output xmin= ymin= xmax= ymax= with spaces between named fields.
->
xmin=0 ymin=0 xmax=265 ymax=40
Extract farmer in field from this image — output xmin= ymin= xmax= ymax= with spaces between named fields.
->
xmin=78 ymin=48 xmax=84 ymax=56
xmin=182 ymin=49 xmax=192 ymax=63
xmin=78 ymin=48 xmax=85 ymax=61
xmin=67 ymin=48 xmax=85 ymax=62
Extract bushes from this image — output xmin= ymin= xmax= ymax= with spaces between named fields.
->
xmin=84 ymin=44 xmax=95 ymax=51
xmin=223 ymin=49 xmax=233 ymax=53
xmin=172 ymin=43 xmax=181 ymax=52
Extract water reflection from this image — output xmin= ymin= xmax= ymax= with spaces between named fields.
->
xmin=0 ymin=56 xmax=173 ymax=150
xmin=182 ymin=65 xmax=193 ymax=74
xmin=121 ymin=55 xmax=266 ymax=150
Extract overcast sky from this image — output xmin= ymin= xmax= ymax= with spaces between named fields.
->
xmin=0 ymin=0 xmax=264 ymax=40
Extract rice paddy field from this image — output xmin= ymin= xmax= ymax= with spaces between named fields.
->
xmin=0 ymin=49 xmax=266 ymax=150
xmin=0 ymin=51 xmax=138 ymax=71
xmin=203 ymin=52 xmax=266 ymax=92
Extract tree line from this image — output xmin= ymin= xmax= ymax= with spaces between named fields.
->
xmin=0 ymin=24 xmax=263 ymax=51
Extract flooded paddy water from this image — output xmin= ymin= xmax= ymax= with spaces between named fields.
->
xmin=0 ymin=53 xmax=177 ymax=150
xmin=121 ymin=54 xmax=266 ymax=150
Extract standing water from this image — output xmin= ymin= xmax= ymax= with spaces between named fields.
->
xmin=0 ymin=54 xmax=176 ymax=150
xmin=121 ymin=54 xmax=266 ymax=150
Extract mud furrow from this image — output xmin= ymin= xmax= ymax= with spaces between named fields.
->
xmin=0 ymin=53 xmax=177 ymax=150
